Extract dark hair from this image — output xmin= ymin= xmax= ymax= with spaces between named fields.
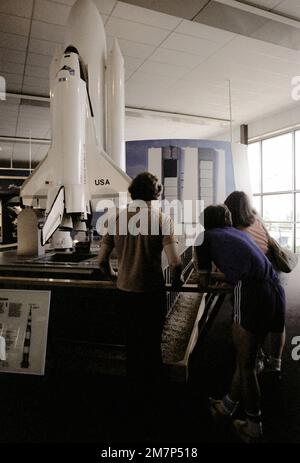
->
xmin=204 ymin=205 xmax=232 ymax=230
xmin=128 ymin=172 xmax=162 ymax=201
xmin=224 ymin=191 xmax=255 ymax=228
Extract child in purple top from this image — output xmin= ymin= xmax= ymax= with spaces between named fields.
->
xmin=195 ymin=205 xmax=285 ymax=443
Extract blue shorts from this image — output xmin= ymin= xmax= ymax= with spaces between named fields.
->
xmin=233 ymin=277 xmax=285 ymax=337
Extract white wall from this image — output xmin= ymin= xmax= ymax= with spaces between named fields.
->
xmin=231 ymin=143 xmax=252 ymax=199
xmin=247 ymin=104 xmax=300 ymax=140
xmin=212 ymin=104 xmax=300 ymax=143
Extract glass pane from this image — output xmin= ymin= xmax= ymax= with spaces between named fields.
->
xmin=264 ymin=222 xmax=294 ymax=250
xmin=295 ymin=131 xmax=300 ymax=190
xmin=297 ymin=193 xmax=300 ymax=222
xmin=262 ymin=133 xmax=293 ymax=192
xmin=252 ymin=195 xmax=261 ymax=215
xmin=248 ymin=142 xmax=260 ymax=194
xmin=296 ymin=225 xmax=300 ymax=253
xmin=263 ymin=194 xmax=293 ymax=222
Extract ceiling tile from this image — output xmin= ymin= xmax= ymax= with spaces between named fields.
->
xmin=113 ymin=2 xmax=182 ymax=30
xmin=0 ymin=31 xmax=28 ymax=51
xmin=161 ymin=32 xmax=220 ymax=58
xmin=34 ymin=0 xmax=71 ymax=25
xmin=0 ymin=0 xmax=33 ymax=18
xmin=127 ymin=69 xmax=180 ymax=87
xmin=0 ymin=14 xmax=30 ymax=36
xmin=31 ymin=20 xmax=65 ymax=43
xmin=124 ymin=56 xmax=143 ymax=71
xmin=0 ymin=72 xmax=23 ymax=85
xmin=23 ymin=75 xmax=49 ymax=89
xmin=176 ymin=19 xmax=236 ymax=43
xmin=105 ymin=16 xmax=170 ymax=45
xmin=0 ymin=61 xmax=24 ymax=75
xmin=139 ymin=60 xmax=188 ymax=79
xmin=22 ymin=85 xmax=50 ymax=96
xmin=0 ymin=115 xmax=18 ymax=125
xmin=1 ymin=72 xmax=23 ymax=92
xmin=149 ymin=48 xmax=205 ymax=69
xmin=19 ymin=104 xmax=49 ymax=118
xmin=125 ymin=68 xmax=135 ymax=80
xmin=27 ymin=53 xmax=52 ymax=68
xmin=28 ymin=37 xmax=62 ymax=56
xmin=113 ymin=37 xmax=155 ymax=59
xmin=94 ymin=0 xmax=117 ymax=16
xmin=171 ymin=79 xmax=229 ymax=99
xmin=0 ymin=48 xmax=26 ymax=64
xmin=25 ymin=64 xmax=49 ymax=79
xmin=274 ymin=0 xmax=300 ymax=19
xmin=227 ymin=35 xmax=300 ymax=62
xmin=229 ymin=77 xmax=290 ymax=95
xmin=224 ymin=44 xmax=300 ymax=76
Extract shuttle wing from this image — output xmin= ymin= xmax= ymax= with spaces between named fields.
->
xmin=85 ymin=120 xmax=131 ymax=208
xmin=20 ymin=152 xmax=57 ymax=209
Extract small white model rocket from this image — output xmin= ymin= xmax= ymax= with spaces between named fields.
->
xmin=20 ymin=0 xmax=131 ymax=246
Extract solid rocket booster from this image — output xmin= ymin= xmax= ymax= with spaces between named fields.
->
xmin=106 ymin=39 xmax=126 ymax=171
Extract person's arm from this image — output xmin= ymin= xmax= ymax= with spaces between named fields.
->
xmin=161 ymin=213 xmax=183 ymax=287
xmin=164 ymin=241 xmax=184 ymax=287
xmin=194 ymin=235 xmax=212 ymax=288
xmin=98 ymin=237 xmax=117 ymax=281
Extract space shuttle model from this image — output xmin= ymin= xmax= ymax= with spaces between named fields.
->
xmin=20 ymin=0 xmax=131 ymax=247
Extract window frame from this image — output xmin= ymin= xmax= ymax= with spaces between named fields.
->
xmin=250 ymin=130 xmax=300 ymax=253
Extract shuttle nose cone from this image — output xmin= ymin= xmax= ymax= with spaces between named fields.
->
xmin=64 ymin=45 xmax=79 ymax=55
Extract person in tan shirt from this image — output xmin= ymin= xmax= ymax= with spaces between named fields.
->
xmin=98 ymin=172 xmax=183 ymax=388
xmin=225 ymin=190 xmax=285 ymax=374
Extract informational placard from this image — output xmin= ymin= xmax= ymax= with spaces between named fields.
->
xmin=0 ymin=289 xmax=51 ymax=375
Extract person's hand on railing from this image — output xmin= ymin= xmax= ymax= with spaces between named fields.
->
xmin=197 ymin=270 xmax=232 ymax=291
xmin=171 ymin=273 xmax=184 ymax=290
xmin=197 ymin=270 xmax=210 ymax=290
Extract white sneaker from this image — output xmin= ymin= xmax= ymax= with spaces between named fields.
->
xmin=233 ymin=419 xmax=264 ymax=443
xmin=208 ymin=397 xmax=233 ymax=422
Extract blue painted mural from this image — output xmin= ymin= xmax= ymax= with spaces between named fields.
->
xmin=126 ymin=139 xmax=236 ymax=205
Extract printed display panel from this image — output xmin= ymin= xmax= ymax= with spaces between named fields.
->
xmin=0 ymin=289 xmax=51 ymax=375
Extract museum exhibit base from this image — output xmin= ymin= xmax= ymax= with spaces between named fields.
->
xmin=0 ymin=273 xmax=230 ymax=383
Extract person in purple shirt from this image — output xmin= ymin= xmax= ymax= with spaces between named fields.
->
xmin=195 ymin=205 xmax=285 ymax=443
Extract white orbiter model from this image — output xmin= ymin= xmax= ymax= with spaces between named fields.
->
xmin=20 ymin=0 xmax=130 ymax=246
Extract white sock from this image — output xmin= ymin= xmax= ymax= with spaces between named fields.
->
xmin=268 ymin=356 xmax=281 ymax=371
xmin=221 ymin=394 xmax=239 ymax=415
xmin=246 ymin=411 xmax=263 ymax=436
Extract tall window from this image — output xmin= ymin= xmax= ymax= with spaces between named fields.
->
xmin=249 ymin=131 xmax=300 ymax=252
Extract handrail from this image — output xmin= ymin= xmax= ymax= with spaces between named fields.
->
xmin=0 ymin=274 xmax=233 ymax=293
